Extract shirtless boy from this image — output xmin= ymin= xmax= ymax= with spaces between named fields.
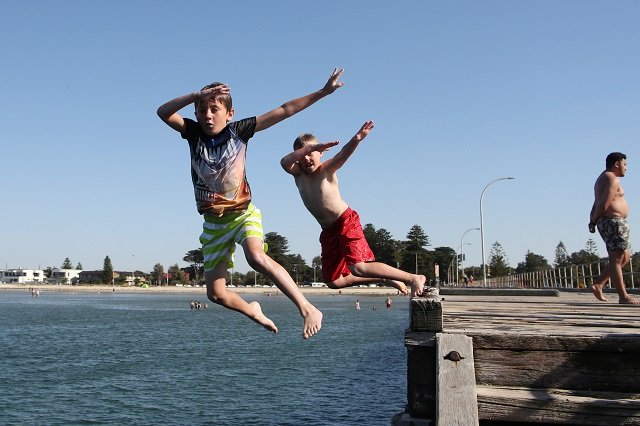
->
xmin=280 ymin=121 xmax=426 ymax=296
xmin=589 ymin=152 xmax=639 ymax=304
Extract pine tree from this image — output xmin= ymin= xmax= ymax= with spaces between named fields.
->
xmin=489 ymin=242 xmax=511 ymax=277
xmin=102 ymin=255 xmax=114 ymax=284
xmin=554 ymin=241 xmax=570 ymax=267
xmin=585 ymin=238 xmax=599 ymax=257
xmin=61 ymin=257 xmax=73 ymax=269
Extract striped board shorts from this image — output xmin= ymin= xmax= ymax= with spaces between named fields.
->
xmin=200 ymin=203 xmax=265 ymax=272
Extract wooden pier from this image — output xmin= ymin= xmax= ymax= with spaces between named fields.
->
xmin=393 ymin=289 xmax=640 ymax=425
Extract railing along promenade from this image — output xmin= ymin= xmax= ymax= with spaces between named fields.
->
xmin=481 ymin=259 xmax=637 ymax=289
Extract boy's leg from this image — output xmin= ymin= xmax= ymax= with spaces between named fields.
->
xmin=242 ymin=237 xmax=323 ymax=339
xmin=348 ymin=262 xmax=426 ymax=297
xmin=206 ymin=261 xmax=278 ymax=333
xmin=329 ymin=274 xmax=409 ymax=295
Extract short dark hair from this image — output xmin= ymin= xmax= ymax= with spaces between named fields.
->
xmin=606 ymin=152 xmax=626 ymax=170
xmin=293 ymin=133 xmax=317 ymax=150
xmin=195 ymin=82 xmax=232 ymax=111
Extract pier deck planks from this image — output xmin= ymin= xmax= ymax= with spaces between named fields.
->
xmin=430 ymin=290 xmax=640 ymax=424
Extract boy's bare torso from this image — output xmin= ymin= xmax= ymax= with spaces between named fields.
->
xmin=294 ymin=165 xmax=349 ymax=229
xmin=595 ymin=171 xmax=628 ymax=219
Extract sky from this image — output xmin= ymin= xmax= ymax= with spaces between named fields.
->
xmin=1 ymin=1 xmax=639 ymax=275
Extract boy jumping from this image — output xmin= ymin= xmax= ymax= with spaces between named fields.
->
xmin=157 ymin=69 xmax=345 ymax=339
xmin=280 ymin=120 xmax=426 ymax=296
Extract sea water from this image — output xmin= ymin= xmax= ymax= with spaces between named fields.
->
xmin=0 ymin=291 xmax=409 ymax=425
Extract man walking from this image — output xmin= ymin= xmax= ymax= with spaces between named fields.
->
xmin=589 ymin=152 xmax=639 ymax=304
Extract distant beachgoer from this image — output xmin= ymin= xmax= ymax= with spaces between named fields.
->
xmin=157 ymin=69 xmax=345 ymax=338
xmin=385 ymin=297 xmax=392 ymax=309
xmin=355 ymin=300 xmax=360 ymax=311
xmin=280 ymin=121 xmax=426 ymax=297
xmin=589 ymin=152 xmax=639 ymax=304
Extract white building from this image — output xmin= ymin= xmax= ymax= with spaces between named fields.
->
xmin=50 ymin=268 xmax=82 ymax=284
xmin=0 ymin=268 xmax=45 ymax=284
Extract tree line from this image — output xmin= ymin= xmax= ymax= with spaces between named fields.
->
xmin=56 ymin=226 xmax=640 ymax=286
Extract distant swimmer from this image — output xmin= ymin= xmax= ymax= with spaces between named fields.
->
xmin=589 ymin=152 xmax=639 ymax=304
xmin=386 ymin=297 xmax=392 ymax=309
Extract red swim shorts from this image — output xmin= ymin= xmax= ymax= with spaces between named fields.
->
xmin=320 ymin=208 xmax=375 ymax=283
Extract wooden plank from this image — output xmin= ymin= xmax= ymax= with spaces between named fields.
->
xmin=476 ymin=385 xmax=640 ymax=425
xmin=473 ymin=347 xmax=639 ymax=392
xmin=470 ymin=334 xmax=640 ymax=352
xmin=436 ymin=333 xmax=479 ymax=426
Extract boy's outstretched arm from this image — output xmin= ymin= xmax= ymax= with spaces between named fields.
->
xmin=324 ymin=120 xmax=375 ymax=172
xmin=157 ymin=85 xmax=230 ymax=133
xmin=255 ymin=68 xmax=344 ymax=132
xmin=280 ymin=142 xmax=339 ymax=175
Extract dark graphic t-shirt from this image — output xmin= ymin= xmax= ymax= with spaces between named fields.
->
xmin=181 ymin=117 xmax=257 ymax=216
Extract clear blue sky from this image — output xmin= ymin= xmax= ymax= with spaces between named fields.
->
xmin=1 ymin=1 xmax=638 ymax=274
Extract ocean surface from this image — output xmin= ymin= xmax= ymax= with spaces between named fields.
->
xmin=0 ymin=290 xmax=410 ymax=425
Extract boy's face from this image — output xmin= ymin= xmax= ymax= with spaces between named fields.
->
xmin=299 ymin=144 xmax=322 ymax=174
xmin=195 ymin=99 xmax=234 ymax=136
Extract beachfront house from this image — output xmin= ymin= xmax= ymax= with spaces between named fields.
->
xmin=0 ymin=268 xmax=45 ymax=284
xmin=49 ymin=268 xmax=82 ymax=285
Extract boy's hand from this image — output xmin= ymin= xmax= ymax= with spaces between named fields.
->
xmin=197 ymin=84 xmax=230 ymax=101
xmin=315 ymin=141 xmax=339 ymax=153
xmin=321 ymin=68 xmax=345 ymax=95
xmin=354 ymin=120 xmax=375 ymax=142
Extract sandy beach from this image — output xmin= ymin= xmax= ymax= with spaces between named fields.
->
xmin=0 ymin=283 xmax=404 ymax=297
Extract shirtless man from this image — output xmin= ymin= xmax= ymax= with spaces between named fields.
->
xmin=280 ymin=120 xmax=426 ymax=297
xmin=589 ymin=152 xmax=639 ymax=304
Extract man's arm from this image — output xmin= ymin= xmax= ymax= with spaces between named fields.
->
xmin=323 ymin=120 xmax=374 ymax=172
xmin=255 ymin=68 xmax=344 ymax=132
xmin=157 ymin=85 xmax=230 ymax=133
xmin=280 ymin=142 xmax=339 ymax=175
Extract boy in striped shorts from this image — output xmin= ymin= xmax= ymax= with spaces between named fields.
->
xmin=157 ymin=69 xmax=345 ymax=338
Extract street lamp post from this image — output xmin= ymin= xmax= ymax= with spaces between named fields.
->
xmin=460 ymin=227 xmax=480 ymax=284
xmin=480 ymin=177 xmax=515 ymax=286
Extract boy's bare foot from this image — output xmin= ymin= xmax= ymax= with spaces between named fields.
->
xmin=590 ymin=284 xmax=608 ymax=302
xmin=248 ymin=301 xmax=278 ymax=333
xmin=410 ymin=275 xmax=427 ymax=297
xmin=302 ymin=304 xmax=323 ymax=339
xmin=619 ymin=297 xmax=640 ymax=305
xmin=385 ymin=280 xmax=409 ymax=295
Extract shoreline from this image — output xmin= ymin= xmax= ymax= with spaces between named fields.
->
xmin=0 ymin=283 xmax=403 ymax=297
